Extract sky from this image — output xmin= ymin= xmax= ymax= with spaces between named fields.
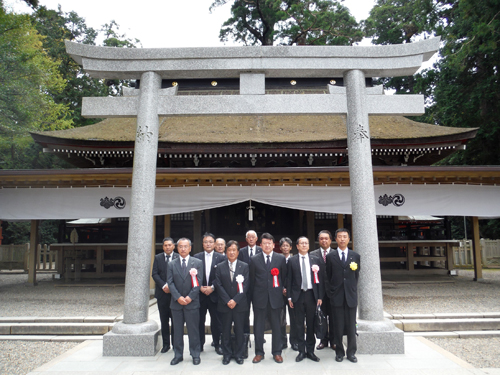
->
xmin=5 ymin=0 xmax=377 ymax=48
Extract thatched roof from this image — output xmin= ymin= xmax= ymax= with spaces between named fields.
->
xmin=34 ymin=115 xmax=477 ymax=144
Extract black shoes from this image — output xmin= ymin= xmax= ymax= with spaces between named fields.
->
xmin=215 ymin=346 xmax=224 ymax=355
xmin=170 ymin=357 xmax=183 ymax=365
xmin=306 ymin=352 xmax=320 ymax=362
xmin=160 ymin=345 xmax=170 ymax=353
xmin=193 ymin=357 xmax=201 ymax=365
xmin=291 ymin=343 xmax=299 ymax=351
xmin=235 ymin=357 xmax=244 ymax=365
xmin=296 ymin=352 xmax=306 ymax=362
xmin=222 ymin=357 xmax=231 ymax=365
xmin=335 ymin=355 xmax=344 ymax=362
xmin=347 ymin=355 xmax=358 ymax=363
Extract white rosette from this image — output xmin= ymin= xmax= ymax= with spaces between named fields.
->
xmin=235 ymin=274 xmax=244 ymax=293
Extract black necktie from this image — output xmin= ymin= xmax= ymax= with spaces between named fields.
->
xmin=250 ymin=247 xmax=253 ymax=257
xmin=266 ymin=255 xmax=270 ymax=270
xmin=182 ymin=258 xmax=187 ymax=276
xmin=165 ymin=255 xmax=170 ymax=263
xmin=341 ymin=251 xmax=346 ymax=266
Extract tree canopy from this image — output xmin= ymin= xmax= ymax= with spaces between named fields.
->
xmin=210 ymin=0 xmax=362 ymax=45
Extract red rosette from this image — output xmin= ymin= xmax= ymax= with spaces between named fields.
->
xmin=271 ymin=268 xmax=279 ymax=287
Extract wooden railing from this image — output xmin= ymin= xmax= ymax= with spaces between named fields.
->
xmin=0 ymin=244 xmax=57 ymax=271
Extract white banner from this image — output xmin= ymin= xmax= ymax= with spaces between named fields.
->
xmin=0 ymin=184 xmax=499 ymax=220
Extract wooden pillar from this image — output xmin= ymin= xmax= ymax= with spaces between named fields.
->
xmin=306 ymin=211 xmax=315 ymax=249
xmin=193 ymin=211 xmax=202 ymax=254
xmin=27 ymin=220 xmax=39 ymax=286
xmin=150 ymin=216 xmax=157 ymax=290
xmin=472 ymin=216 xmax=483 ymax=281
xmin=205 ymin=209 xmax=211 ymax=233
xmin=337 ymin=214 xmax=344 ymax=230
xmin=163 ymin=214 xmax=171 ymax=238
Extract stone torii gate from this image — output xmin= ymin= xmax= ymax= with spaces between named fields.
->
xmin=66 ymin=38 xmax=440 ymax=356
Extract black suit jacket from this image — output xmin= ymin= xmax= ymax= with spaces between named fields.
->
xmin=325 ymin=249 xmax=360 ymax=308
xmin=194 ymin=251 xmax=225 ymax=304
xmin=214 ymin=260 xmax=250 ymax=313
xmin=152 ymin=252 xmax=179 ymax=300
xmin=286 ymin=253 xmax=324 ymax=303
xmin=249 ymin=252 xmax=287 ymax=310
xmin=238 ymin=245 xmax=262 ymax=265
xmin=167 ymin=256 xmax=203 ymax=310
xmin=310 ymin=248 xmax=331 ymax=298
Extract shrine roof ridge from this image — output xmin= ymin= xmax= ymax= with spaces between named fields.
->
xmin=65 ymin=38 xmax=440 ymax=80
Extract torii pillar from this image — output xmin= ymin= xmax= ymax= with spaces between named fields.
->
xmin=66 ymin=38 xmax=440 ymax=356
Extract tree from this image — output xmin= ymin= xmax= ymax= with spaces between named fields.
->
xmin=210 ymin=0 xmax=362 ymax=46
xmin=0 ymin=5 xmax=72 ymax=169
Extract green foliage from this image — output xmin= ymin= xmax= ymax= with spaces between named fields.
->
xmin=0 ymin=7 xmax=72 ymax=147
xmin=211 ymin=0 xmax=362 ymax=45
xmin=1 ymin=220 xmax=60 ymax=245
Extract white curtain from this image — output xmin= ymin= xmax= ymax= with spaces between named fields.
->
xmin=0 ymin=184 xmax=499 ymax=220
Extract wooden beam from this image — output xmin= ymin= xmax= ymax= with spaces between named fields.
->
xmin=26 ymin=220 xmax=39 ymax=286
xmin=163 ymin=215 xmax=171 ymax=238
xmin=472 ymin=216 xmax=483 ymax=281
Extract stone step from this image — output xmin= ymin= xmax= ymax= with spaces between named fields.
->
xmin=393 ymin=318 xmax=500 ymax=332
xmin=0 ymin=322 xmax=113 ymax=335
xmin=405 ymin=330 xmax=500 ymax=338
xmin=386 ymin=312 xmax=500 ymax=320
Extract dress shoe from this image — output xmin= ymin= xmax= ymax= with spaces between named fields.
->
xmin=291 ymin=343 xmax=299 ymax=351
xmin=252 ymin=355 xmax=264 ymax=363
xmin=316 ymin=342 xmax=326 ymax=350
xmin=274 ymin=354 xmax=283 ymax=363
xmin=211 ymin=341 xmax=215 ymax=347
xmin=295 ymin=352 xmax=306 ymax=362
xmin=222 ymin=357 xmax=231 ymax=365
xmin=170 ymin=357 xmax=183 ymax=365
xmin=215 ymin=346 xmax=224 ymax=355
xmin=236 ymin=357 xmax=244 ymax=365
xmin=331 ymin=344 xmax=336 ymax=350
xmin=160 ymin=345 xmax=170 ymax=353
xmin=306 ymin=352 xmax=320 ymax=362
xmin=193 ymin=357 xmax=201 ymax=365
xmin=335 ymin=355 xmax=344 ymax=362
xmin=347 ymin=355 xmax=357 ymax=363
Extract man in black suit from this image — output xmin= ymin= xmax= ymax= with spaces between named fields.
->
xmin=194 ymin=233 xmax=225 ymax=354
xmin=326 ymin=228 xmax=361 ymax=363
xmin=287 ymin=237 xmax=324 ymax=362
xmin=238 ymin=230 xmax=262 ymax=335
xmin=214 ymin=240 xmax=250 ymax=365
xmin=310 ymin=230 xmax=335 ymax=350
xmin=250 ymin=232 xmax=287 ymax=364
xmin=167 ymin=238 xmax=203 ymax=366
xmin=152 ymin=237 xmax=179 ymax=353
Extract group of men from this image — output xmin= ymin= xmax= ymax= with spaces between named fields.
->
xmin=151 ymin=228 xmax=360 ymax=366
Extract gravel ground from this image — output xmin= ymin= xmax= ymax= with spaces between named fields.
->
xmin=0 ymin=272 xmax=125 ymax=317
xmin=0 ymin=341 xmax=79 ymax=375
xmin=383 ymin=269 xmax=500 ymax=314
xmin=1 ymin=269 xmax=500 ymax=373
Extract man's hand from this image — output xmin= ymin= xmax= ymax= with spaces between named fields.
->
xmin=185 ymin=296 xmax=192 ymax=305
xmin=200 ymin=286 xmax=214 ymax=295
xmin=162 ymin=285 xmax=170 ymax=293
xmin=317 ymin=299 xmax=322 ymax=306
xmin=227 ymin=299 xmax=237 ymax=309
xmin=177 ymin=296 xmax=187 ymax=305
xmin=289 ymin=300 xmax=294 ymax=309
xmin=282 ymin=287 xmax=287 ymax=296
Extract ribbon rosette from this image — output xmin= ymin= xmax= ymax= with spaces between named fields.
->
xmin=271 ymin=268 xmax=280 ymax=287
xmin=189 ymin=268 xmax=199 ymax=287
xmin=311 ymin=264 xmax=320 ymax=284
xmin=235 ymin=274 xmax=244 ymax=293
xmin=349 ymin=262 xmax=358 ymax=271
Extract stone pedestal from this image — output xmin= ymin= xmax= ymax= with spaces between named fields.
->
xmin=103 ymin=321 xmax=160 ymax=357
xmin=355 ymin=319 xmax=405 ymax=354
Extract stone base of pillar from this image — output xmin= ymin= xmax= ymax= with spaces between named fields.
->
xmin=103 ymin=321 xmax=160 ymax=356
xmin=353 ymin=319 xmax=405 ymax=354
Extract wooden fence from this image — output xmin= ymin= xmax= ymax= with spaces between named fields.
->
xmin=453 ymin=239 xmax=500 ymax=267
xmin=0 ymin=244 xmax=57 ymax=271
